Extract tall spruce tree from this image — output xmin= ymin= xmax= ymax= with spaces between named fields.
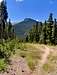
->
xmin=0 ymin=0 xmax=15 ymax=40
xmin=48 ymin=13 xmax=53 ymax=24
xmin=39 ymin=22 xmax=42 ymax=35
xmin=25 ymin=35 xmax=29 ymax=42
xmin=42 ymin=20 xmax=47 ymax=44
xmin=1 ymin=0 xmax=8 ymax=31
xmin=8 ymin=19 xmax=13 ymax=38
xmin=12 ymin=26 xmax=15 ymax=39
xmin=39 ymin=22 xmax=43 ymax=43
xmin=47 ymin=13 xmax=53 ymax=44
xmin=53 ymin=19 xmax=57 ymax=44
xmin=0 ymin=0 xmax=8 ymax=39
xmin=35 ymin=22 xmax=39 ymax=42
xmin=29 ymin=29 xmax=34 ymax=42
xmin=8 ymin=19 xmax=12 ymax=32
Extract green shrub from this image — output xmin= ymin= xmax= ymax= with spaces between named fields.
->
xmin=0 ymin=39 xmax=17 ymax=71
xmin=0 ymin=59 xmax=7 ymax=71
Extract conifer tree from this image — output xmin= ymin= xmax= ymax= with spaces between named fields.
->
xmin=8 ymin=19 xmax=12 ymax=32
xmin=48 ymin=13 xmax=53 ymax=24
xmin=42 ymin=20 xmax=47 ymax=44
xmin=47 ymin=13 xmax=53 ymax=44
xmin=25 ymin=35 xmax=29 ymax=42
xmin=29 ymin=29 xmax=34 ymax=42
xmin=52 ymin=19 xmax=57 ymax=44
xmin=39 ymin=22 xmax=42 ymax=34
xmin=35 ymin=22 xmax=39 ymax=42
xmin=8 ymin=19 xmax=12 ymax=38
xmin=0 ymin=0 xmax=15 ymax=40
xmin=1 ymin=0 xmax=8 ymax=31
xmin=12 ymin=26 xmax=15 ymax=39
xmin=0 ymin=0 xmax=8 ymax=39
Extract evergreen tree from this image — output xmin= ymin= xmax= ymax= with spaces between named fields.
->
xmin=42 ymin=20 xmax=47 ymax=44
xmin=1 ymin=0 xmax=8 ymax=31
xmin=12 ymin=26 xmax=15 ymax=39
xmin=0 ymin=0 xmax=15 ymax=40
xmin=8 ymin=19 xmax=12 ymax=38
xmin=29 ymin=29 xmax=34 ymax=42
xmin=8 ymin=19 xmax=12 ymax=32
xmin=47 ymin=13 xmax=53 ymax=44
xmin=52 ymin=19 xmax=57 ymax=44
xmin=39 ymin=22 xmax=42 ymax=34
xmin=0 ymin=0 xmax=8 ymax=39
xmin=48 ymin=13 xmax=53 ymax=24
xmin=35 ymin=22 xmax=39 ymax=42
xmin=25 ymin=35 xmax=29 ymax=42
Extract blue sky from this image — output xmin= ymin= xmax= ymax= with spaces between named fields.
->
xmin=6 ymin=0 xmax=57 ymax=22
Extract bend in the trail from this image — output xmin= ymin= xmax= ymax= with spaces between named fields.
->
xmin=32 ymin=45 xmax=51 ymax=75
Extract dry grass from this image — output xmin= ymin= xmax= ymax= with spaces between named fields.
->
xmin=15 ymin=43 xmax=44 ymax=70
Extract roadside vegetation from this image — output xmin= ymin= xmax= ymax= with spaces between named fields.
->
xmin=0 ymin=39 xmax=16 ymax=71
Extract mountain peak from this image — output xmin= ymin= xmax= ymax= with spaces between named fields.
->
xmin=24 ymin=18 xmax=36 ymax=22
xmin=14 ymin=18 xmax=37 ymax=38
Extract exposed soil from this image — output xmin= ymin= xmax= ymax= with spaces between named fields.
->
xmin=0 ymin=57 xmax=32 ymax=75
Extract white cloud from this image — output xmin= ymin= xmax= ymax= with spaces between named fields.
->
xmin=36 ymin=19 xmax=39 ymax=21
xmin=16 ymin=0 xmax=24 ymax=2
xmin=0 ymin=0 xmax=3 ymax=3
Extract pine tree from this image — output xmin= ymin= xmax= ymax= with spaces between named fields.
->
xmin=39 ymin=22 xmax=43 ymax=43
xmin=25 ymin=35 xmax=29 ymax=42
xmin=29 ymin=29 xmax=34 ymax=42
xmin=48 ymin=13 xmax=53 ymax=24
xmin=12 ymin=26 xmax=15 ymax=39
xmin=39 ymin=22 xmax=42 ymax=35
xmin=0 ymin=0 xmax=8 ymax=39
xmin=8 ymin=19 xmax=12 ymax=32
xmin=42 ymin=20 xmax=47 ymax=44
xmin=47 ymin=13 xmax=53 ymax=44
xmin=52 ymin=19 xmax=57 ymax=44
xmin=8 ymin=19 xmax=12 ymax=38
xmin=1 ymin=0 xmax=8 ymax=31
xmin=0 ymin=0 xmax=15 ymax=40
xmin=35 ymin=22 xmax=39 ymax=42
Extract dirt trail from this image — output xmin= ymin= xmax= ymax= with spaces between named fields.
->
xmin=0 ymin=57 xmax=32 ymax=75
xmin=32 ymin=45 xmax=51 ymax=75
xmin=40 ymin=46 xmax=50 ymax=66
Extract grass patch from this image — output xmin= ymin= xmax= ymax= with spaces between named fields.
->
xmin=43 ymin=63 xmax=49 ymax=71
xmin=0 ymin=59 xmax=7 ymax=71
xmin=15 ymin=43 xmax=43 ymax=71
xmin=43 ymin=63 xmax=54 ymax=72
xmin=26 ymin=55 xmax=38 ymax=71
